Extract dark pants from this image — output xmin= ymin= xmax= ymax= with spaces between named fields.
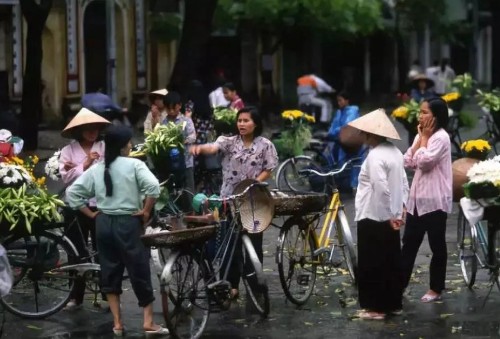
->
xmin=357 ymin=219 xmax=403 ymax=313
xmin=96 ymin=214 xmax=154 ymax=307
xmin=65 ymin=208 xmax=100 ymax=304
xmin=220 ymin=219 xmax=263 ymax=290
xmin=401 ymin=210 xmax=448 ymax=293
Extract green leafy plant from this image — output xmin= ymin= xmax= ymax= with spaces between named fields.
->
xmin=452 ymin=73 xmax=475 ymax=99
xmin=143 ymin=122 xmax=185 ymax=157
xmin=273 ymin=110 xmax=315 ymax=157
xmin=476 ymin=89 xmax=500 ymax=112
xmin=213 ymin=107 xmax=237 ymax=125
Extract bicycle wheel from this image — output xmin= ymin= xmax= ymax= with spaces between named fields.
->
xmin=164 ymin=250 xmax=210 ymax=339
xmin=459 ymin=219 xmax=478 ymax=289
xmin=275 ymin=156 xmax=323 ymax=192
xmin=457 ymin=207 xmax=466 ymax=250
xmin=276 ymin=217 xmax=317 ymax=306
xmin=0 ymin=230 xmax=78 ymax=319
xmin=337 ymin=208 xmax=358 ymax=284
xmin=241 ymin=234 xmax=270 ymax=318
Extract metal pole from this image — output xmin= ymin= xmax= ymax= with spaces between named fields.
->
xmin=106 ymin=0 xmax=117 ymax=102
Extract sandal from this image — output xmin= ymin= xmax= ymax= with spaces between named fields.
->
xmin=357 ymin=310 xmax=385 ymax=320
xmin=113 ymin=327 xmax=124 ymax=337
xmin=421 ymin=293 xmax=441 ymax=303
xmin=64 ymin=300 xmax=82 ymax=311
xmin=145 ymin=326 xmax=169 ymax=336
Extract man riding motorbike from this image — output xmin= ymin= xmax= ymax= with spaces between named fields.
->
xmin=297 ymin=74 xmax=335 ymax=124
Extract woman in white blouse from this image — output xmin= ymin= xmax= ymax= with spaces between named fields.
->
xmin=348 ymin=109 xmax=409 ymax=320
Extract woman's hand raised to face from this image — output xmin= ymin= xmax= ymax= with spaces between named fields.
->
xmin=419 ymin=117 xmax=436 ymax=138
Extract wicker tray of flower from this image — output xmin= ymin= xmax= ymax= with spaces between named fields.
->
xmin=141 ymin=225 xmax=217 ymax=248
xmin=0 ymin=156 xmax=64 ymax=235
xmin=271 ymin=190 xmax=327 ymax=216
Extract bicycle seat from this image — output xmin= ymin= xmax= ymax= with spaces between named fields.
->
xmin=184 ymin=214 xmax=216 ymax=225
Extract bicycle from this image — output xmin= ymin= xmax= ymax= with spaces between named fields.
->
xmin=143 ymin=181 xmax=271 ymax=339
xmin=0 ymin=210 xmax=99 ymax=319
xmin=458 ymin=204 xmax=500 ymax=292
xmin=275 ymin=158 xmax=359 ymax=306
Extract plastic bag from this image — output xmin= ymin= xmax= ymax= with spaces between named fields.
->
xmin=0 ymin=245 xmax=13 ymax=297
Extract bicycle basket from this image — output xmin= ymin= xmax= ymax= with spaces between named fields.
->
xmin=271 ymin=191 xmax=327 ymax=216
xmin=231 ymin=179 xmax=274 ymax=234
xmin=141 ymin=225 xmax=216 ymax=248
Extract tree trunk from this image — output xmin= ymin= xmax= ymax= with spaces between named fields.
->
xmin=492 ymin=0 xmax=500 ymax=89
xmin=19 ymin=0 xmax=52 ymax=151
xmin=168 ymin=0 xmax=217 ymax=94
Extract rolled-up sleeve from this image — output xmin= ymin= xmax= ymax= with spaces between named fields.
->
xmin=214 ymin=136 xmax=231 ymax=155
xmin=263 ymin=141 xmax=278 ymax=171
xmin=135 ymin=161 xmax=160 ymax=198
xmin=413 ymin=133 xmax=448 ymax=172
xmin=66 ymin=168 xmax=96 ymax=210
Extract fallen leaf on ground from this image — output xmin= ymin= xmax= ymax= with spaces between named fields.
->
xmin=440 ymin=313 xmax=454 ymax=319
xmin=26 ymin=325 xmax=42 ymax=330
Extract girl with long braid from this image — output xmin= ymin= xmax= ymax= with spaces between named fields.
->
xmin=67 ymin=125 xmax=167 ymax=336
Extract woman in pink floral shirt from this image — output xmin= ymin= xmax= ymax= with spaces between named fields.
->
xmin=191 ymin=107 xmax=278 ymax=299
xmin=401 ymin=97 xmax=452 ymax=303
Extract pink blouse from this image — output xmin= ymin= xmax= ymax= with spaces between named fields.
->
xmin=59 ymin=140 xmax=105 ymax=185
xmin=230 ymin=95 xmax=245 ymax=111
xmin=404 ymin=128 xmax=452 ymax=216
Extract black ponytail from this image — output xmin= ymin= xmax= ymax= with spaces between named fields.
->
xmin=103 ymin=125 xmax=133 ymax=197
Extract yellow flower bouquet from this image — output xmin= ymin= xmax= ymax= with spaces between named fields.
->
xmin=461 ymin=139 xmax=491 ymax=161
xmin=274 ymin=110 xmax=315 ymax=157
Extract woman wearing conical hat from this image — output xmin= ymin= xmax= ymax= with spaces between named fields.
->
xmin=348 ymin=109 xmax=409 ymax=320
xmin=59 ymin=107 xmax=110 ymax=310
xmin=143 ymin=88 xmax=168 ymax=133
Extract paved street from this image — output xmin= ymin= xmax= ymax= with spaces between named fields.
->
xmin=5 ymin=104 xmax=500 ymax=338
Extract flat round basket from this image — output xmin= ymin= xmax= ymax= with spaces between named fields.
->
xmin=141 ymin=225 xmax=216 ymax=248
xmin=232 ymin=179 xmax=275 ymax=234
xmin=271 ymin=191 xmax=328 ymax=216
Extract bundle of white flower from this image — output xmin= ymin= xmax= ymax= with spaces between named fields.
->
xmin=44 ymin=150 xmax=61 ymax=181
xmin=466 ymin=158 xmax=500 ymax=184
xmin=0 ymin=162 xmax=33 ymax=188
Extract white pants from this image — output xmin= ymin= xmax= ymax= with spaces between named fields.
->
xmin=309 ymin=96 xmax=331 ymax=123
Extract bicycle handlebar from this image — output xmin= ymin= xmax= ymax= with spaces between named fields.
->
xmin=298 ymin=157 xmax=363 ymax=177
xmin=206 ymin=182 xmax=269 ymax=202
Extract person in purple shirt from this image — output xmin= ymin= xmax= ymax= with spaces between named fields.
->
xmin=327 ymin=91 xmax=364 ymax=190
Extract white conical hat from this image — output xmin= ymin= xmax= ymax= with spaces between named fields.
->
xmin=61 ymin=108 xmax=111 ymax=138
xmin=348 ymin=108 xmax=401 ymax=140
xmin=150 ymin=88 xmax=168 ymax=96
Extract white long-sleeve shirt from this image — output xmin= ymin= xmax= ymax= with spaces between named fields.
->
xmin=355 ymin=142 xmax=409 ymax=222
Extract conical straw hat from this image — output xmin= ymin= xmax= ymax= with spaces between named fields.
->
xmin=61 ymin=108 xmax=111 ymax=138
xmin=348 ymin=108 xmax=401 ymax=140
xmin=150 ymin=88 xmax=168 ymax=96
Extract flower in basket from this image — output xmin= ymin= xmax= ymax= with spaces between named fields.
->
xmin=213 ymin=107 xmax=238 ymax=135
xmin=463 ymin=157 xmax=500 ymax=200
xmin=143 ymin=122 xmax=185 ymax=158
xmin=0 ymin=154 xmax=64 ymax=234
xmin=391 ymin=99 xmax=420 ymax=134
xmin=451 ymin=73 xmax=475 ymax=99
xmin=44 ymin=150 xmax=61 ymax=181
xmin=460 ymin=139 xmax=491 ymax=161
xmin=476 ymin=88 xmax=500 ymax=113
xmin=273 ymin=110 xmax=314 ymax=157
xmin=441 ymin=92 xmax=461 ymax=103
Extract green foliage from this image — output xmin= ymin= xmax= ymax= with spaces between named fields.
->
xmin=394 ymin=0 xmax=447 ymax=30
xmin=144 ymin=122 xmax=185 ymax=157
xmin=213 ymin=107 xmax=238 ymax=125
xmin=452 ymin=73 xmax=475 ymax=99
xmin=215 ymin=0 xmax=383 ymax=35
xmin=150 ymin=12 xmax=182 ymax=42
xmin=476 ymin=89 xmax=500 ymax=112
xmin=458 ymin=111 xmax=477 ymax=129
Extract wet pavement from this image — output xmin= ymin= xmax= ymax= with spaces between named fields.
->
xmin=6 ymin=107 xmax=500 ymax=338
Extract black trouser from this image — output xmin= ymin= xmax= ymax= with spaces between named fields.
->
xmin=401 ymin=210 xmax=448 ymax=294
xmin=220 ymin=220 xmax=263 ymax=290
xmin=357 ymin=219 xmax=403 ymax=313
xmin=64 ymin=208 xmax=102 ymax=304
xmin=96 ymin=214 xmax=154 ymax=307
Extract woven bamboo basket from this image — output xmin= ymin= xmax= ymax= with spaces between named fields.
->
xmin=272 ymin=191 xmax=327 ymax=216
xmin=141 ymin=225 xmax=216 ymax=248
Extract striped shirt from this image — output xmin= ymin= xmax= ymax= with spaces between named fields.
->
xmin=404 ymin=128 xmax=452 ymax=216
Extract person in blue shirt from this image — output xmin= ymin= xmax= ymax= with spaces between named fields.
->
xmin=327 ymin=91 xmax=364 ymax=191
xmin=409 ymin=74 xmax=435 ymax=103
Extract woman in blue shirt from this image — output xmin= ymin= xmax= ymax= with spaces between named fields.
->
xmin=327 ymin=91 xmax=364 ymax=191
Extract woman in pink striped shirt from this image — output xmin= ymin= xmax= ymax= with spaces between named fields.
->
xmin=401 ymin=97 xmax=452 ymax=303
